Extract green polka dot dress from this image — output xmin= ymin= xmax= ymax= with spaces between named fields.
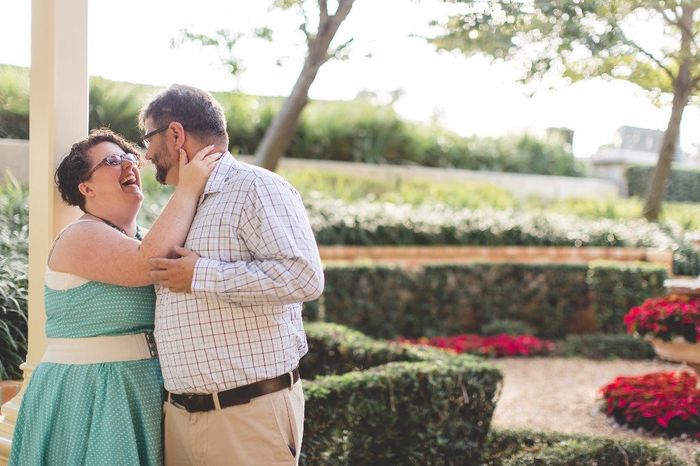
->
xmin=9 ymin=274 xmax=164 ymax=466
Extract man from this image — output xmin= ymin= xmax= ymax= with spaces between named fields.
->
xmin=140 ymin=84 xmax=324 ymax=466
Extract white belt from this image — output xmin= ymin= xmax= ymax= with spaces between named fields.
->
xmin=41 ymin=332 xmax=158 ymax=364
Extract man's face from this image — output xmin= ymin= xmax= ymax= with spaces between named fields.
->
xmin=143 ymin=118 xmax=176 ymax=185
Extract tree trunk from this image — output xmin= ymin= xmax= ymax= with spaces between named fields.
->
xmin=642 ymin=5 xmax=695 ymax=221
xmin=642 ymin=89 xmax=690 ymax=221
xmin=255 ymin=0 xmax=355 ymax=171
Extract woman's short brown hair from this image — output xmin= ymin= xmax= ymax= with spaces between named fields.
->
xmin=55 ymin=128 xmax=141 ymax=211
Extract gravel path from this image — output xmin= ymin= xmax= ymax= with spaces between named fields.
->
xmin=490 ymin=357 xmax=699 ymax=464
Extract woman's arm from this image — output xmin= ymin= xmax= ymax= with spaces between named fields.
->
xmin=48 ymin=147 xmax=220 ymax=286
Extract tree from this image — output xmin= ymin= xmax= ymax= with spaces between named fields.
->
xmin=431 ymin=0 xmax=700 ymax=221
xmin=176 ymin=0 xmax=356 ymax=171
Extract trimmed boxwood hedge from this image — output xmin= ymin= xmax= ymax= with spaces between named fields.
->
xmin=561 ymin=334 xmax=655 ymax=360
xmin=484 ymin=429 xmax=685 ymax=465
xmin=305 ymin=262 xmax=666 ymax=339
xmin=627 ymin=165 xmax=700 ymax=203
xmin=301 ymin=323 xmax=502 ymax=465
xmin=306 ymin=198 xmax=700 ymax=276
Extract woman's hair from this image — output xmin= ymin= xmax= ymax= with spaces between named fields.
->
xmin=55 ymin=128 xmax=141 ymax=211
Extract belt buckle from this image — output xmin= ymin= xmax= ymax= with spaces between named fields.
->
xmin=145 ymin=332 xmax=158 ymax=358
xmin=182 ymin=393 xmax=211 ymax=413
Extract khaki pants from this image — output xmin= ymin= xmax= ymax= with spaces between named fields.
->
xmin=164 ymin=381 xmax=304 ymax=466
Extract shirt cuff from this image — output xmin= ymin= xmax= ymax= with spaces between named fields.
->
xmin=191 ymin=257 xmax=220 ymax=293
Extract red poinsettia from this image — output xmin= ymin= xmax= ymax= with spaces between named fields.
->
xmin=599 ymin=371 xmax=700 ymax=440
xmin=400 ymin=333 xmax=554 ymax=357
xmin=624 ymin=295 xmax=700 ymax=343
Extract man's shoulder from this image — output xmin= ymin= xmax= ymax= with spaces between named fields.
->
xmin=224 ymin=160 xmax=297 ymax=196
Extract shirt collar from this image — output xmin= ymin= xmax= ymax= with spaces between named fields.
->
xmin=203 ymin=151 xmax=237 ymax=195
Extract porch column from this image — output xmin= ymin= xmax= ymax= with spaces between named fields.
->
xmin=0 ymin=0 xmax=87 ymax=462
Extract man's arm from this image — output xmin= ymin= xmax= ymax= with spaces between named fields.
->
xmin=151 ymin=175 xmax=324 ymax=304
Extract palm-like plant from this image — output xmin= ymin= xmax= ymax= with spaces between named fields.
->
xmin=0 ymin=176 xmax=28 ymax=380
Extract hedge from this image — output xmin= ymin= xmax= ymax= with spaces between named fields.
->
xmin=561 ymin=334 xmax=655 ymax=360
xmin=0 ymin=64 xmax=583 ymax=176
xmin=484 ymin=429 xmax=684 ymax=466
xmin=305 ymin=262 xmax=667 ymax=339
xmin=627 ymin=165 xmax=700 ymax=203
xmin=301 ymin=323 xmax=502 ymax=465
xmin=306 ymin=198 xmax=700 ymax=276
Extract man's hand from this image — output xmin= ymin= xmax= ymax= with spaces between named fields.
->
xmin=149 ymin=246 xmax=199 ymax=293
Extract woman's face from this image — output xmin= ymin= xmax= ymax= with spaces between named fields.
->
xmin=81 ymin=141 xmax=144 ymax=209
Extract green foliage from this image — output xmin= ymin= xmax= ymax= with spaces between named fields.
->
xmin=0 ymin=64 xmax=29 ymax=139
xmin=587 ymin=262 xmax=667 ymax=333
xmin=562 ymin=334 xmax=655 ymax=360
xmin=627 ymin=165 xmax=700 ymax=204
xmin=309 ymin=262 xmax=666 ymax=339
xmin=481 ymin=319 xmax=535 ymax=336
xmin=0 ymin=177 xmax=28 ymax=380
xmin=89 ymin=77 xmax=157 ymax=143
xmin=484 ymin=429 xmax=685 ymax=466
xmin=301 ymin=323 xmax=502 ymax=465
xmin=305 ymin=198 xmax=699 ymax=275
xmin=0 ymin=64 xmax=583 ymax=177
xmin=431 ymin=1 xmax=683 ymax=96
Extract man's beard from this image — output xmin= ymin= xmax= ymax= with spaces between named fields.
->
xmin=155 ymin=164 xmax=169 ymax=185
xmin=152 ymin=150 xmax=172 ymax=185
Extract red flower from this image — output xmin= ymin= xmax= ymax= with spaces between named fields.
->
xmin=624 ymin=295 xmax=700 ymax=343
xmin=599 ymin=371 xmax=700 ymax=439
xmin=399 ymin=333 xmax=553 ymax=357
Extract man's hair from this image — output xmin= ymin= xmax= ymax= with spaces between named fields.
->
xmin=55 ymin=128 xmax=141 ymax=211
xmin=139 ymin=84 xmax=228 ymax=145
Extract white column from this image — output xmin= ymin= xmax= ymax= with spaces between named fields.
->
xmin=0 ymin=0 xmax=87 ymax=461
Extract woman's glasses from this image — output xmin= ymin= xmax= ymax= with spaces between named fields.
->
xmin=83 ymin=153 xmax=140 ymax=180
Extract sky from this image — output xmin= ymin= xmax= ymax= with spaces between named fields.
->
xmin=2 ymin=0 xmax=699 ymax=158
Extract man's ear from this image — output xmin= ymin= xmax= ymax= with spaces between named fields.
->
xmin=169 ymin=121 xmax=186 ymax=150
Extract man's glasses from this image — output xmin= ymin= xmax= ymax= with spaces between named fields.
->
xmin=141 ymin=126 xmax=169 ymax=148
xmin=83 ymin=153 xmax=140 ymax=180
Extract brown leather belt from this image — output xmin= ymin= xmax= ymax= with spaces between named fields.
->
xmin=166 ymin=367 xmax=299 ymax=413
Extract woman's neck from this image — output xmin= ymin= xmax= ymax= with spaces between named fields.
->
xmin=82 ymin=206 xmax=138 ymax=238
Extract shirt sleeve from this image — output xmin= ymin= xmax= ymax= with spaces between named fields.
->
xmin=190 ymin=175 xmax=324 ymax=305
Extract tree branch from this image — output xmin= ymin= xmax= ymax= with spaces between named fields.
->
xmin=324 ymin=37 xmax=354 ymax=64
xmin=609 ymin=18 xmax=675 ymax=81
xmin=319 ymin=0 xmax=329 ymax=24
xmin=652 ymin=3 xmax=680 ymax=28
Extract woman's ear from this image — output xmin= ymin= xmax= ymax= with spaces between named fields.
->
xmin=78 ymin=182 xmax=95 ymax=198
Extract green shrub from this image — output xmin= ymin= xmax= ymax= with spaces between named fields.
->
xmin=481 ymin=319 xmax=535 ymax=336
xmin=484 ymin=429 xmax=684 ymax=466
xmin=0 ymin=65 xmax=29 ymax=139
xmin=0 ymin=178 xmax=28 ymax=380
xmin=587 ymin=262 xmax=667 ymax=333
xmin=562 ymin=334 xmax=655 ymax=360
xmin=301 ymin=323 xmax=502 ymax=465
xmin=305 ymin=198 xmax=698 ymax=275
xmin=627 ymin=165 xmax=700 ymax=203
xmin=0 ymin=64 xmax=582 ymax=177
xmin=310 ymin=262 xmax=666 ymax=339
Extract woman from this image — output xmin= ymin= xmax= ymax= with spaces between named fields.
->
xmin=9 ymin=128 xmax=220 ymax=466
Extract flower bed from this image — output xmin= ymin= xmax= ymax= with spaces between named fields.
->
xmin=401 ymin=333 xmax=554 ymax=357
xmin=599 ymin=371 xmax=700 ymax=440
xmin=624 ymin=295 xmax=700 ymax=343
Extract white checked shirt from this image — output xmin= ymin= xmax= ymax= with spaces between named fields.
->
xmin=154 ymin=152 xmax=324 ymax=393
